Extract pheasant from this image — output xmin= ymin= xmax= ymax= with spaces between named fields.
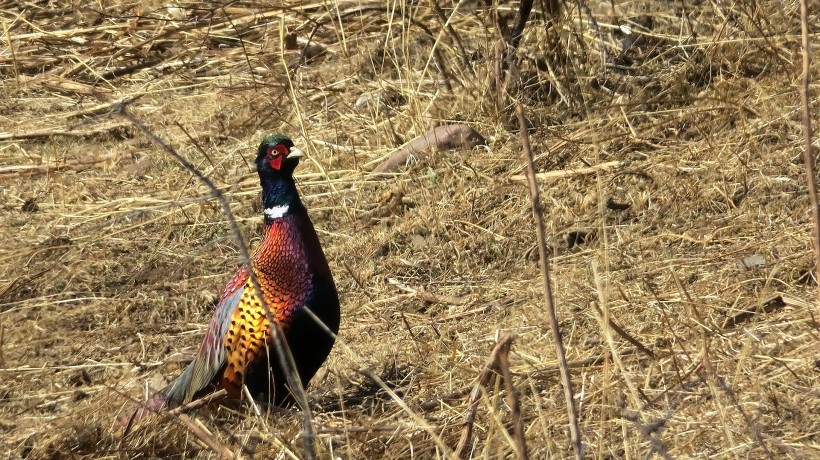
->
xmin=122 ymin=134 xmax=340 ymax=426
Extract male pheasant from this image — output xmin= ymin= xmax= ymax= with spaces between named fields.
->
xmin=123 ymin=134 xmax=339 ymax=425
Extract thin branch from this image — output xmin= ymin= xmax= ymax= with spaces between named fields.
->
xmin=419 ymin=347 xmax=646 ymax=413
xmin=122 ymin=390 xmax=232 ymax=455
xmin=575 ymin=0 xmax=608 ymax=73
xmin=712 ymin=375 xmax=774 ymax=459
xmin=622 ymin=410 xmax=674 ymax=460
xmin=500 ymin=0 xmax=533 ymax=77
xmin=0 ymin=151 xmax=120 ymax=178
xmin=176 ymin=413 xmax=235 ymax=459
xmin=798 ymin=0 xmax=820 ymax=300
xmin=591 ymin=302 xmax=655 ymax=359
xmin=168 ymin=388 xmax=228 ymax=416
xmin=454 ymin=334 xmax=514 ymax=458
xmin=497 ymin=339 xmax=528 ymax=460
xmin=0 ymin=122 xmax=129 ymax=141
xmin=513 ymin=70 xmax=583 ymax=458
xmin=508 ymin=160 xmax=622 ymax=182
xmin=242 ymin=385 xmax=262 ymax=417
xmin=432 ymin=0 xmax=474 ymax=77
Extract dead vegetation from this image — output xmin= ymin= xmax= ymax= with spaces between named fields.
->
xmin=1 ymin=0 xmax=819 ymax=458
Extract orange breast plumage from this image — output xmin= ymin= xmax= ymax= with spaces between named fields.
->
xmin=221 ymin=216 xmax=314 ymax=397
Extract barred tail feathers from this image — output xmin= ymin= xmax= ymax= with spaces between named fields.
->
xmin=115 ymin=365 xmax=193 ymax=432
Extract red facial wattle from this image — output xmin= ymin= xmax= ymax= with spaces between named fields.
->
xmin=266 ymin=144 xmax=289 ymax=170
xmin=268 ymin=155 xmax=283 ymax=170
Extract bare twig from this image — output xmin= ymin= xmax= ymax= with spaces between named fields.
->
xmin=316 ymin=424 xmax=402 ymax=434
xmin=622 ymin=410 xmax=674 ymax=460
xmin=575 ymin=0 xmax=608 ymax=72
xmin=168 ymin=388 xmax=228 ymax=415
xmin=722 ymin=295 xmax=786 ymax=329
xmin=497 ymin=340 xmax=528 ymax=460
xmin=242 ymin=385 xmax=262 ymax=417
xmin=2 ymin=21 xmax=19 ymax=90
xmin=432 ymin=1 xmax=474 ymax=77
xmin=176 ymin=413 xmax=235 ymax=459
xmin=508 ymin=161 xmax=623 ymax=182
xmin=798 ymin=0 xmax=820 ymax=300
xmin=454 ymin=334 xmax=514 ymax=458
xmin=420 ymin=347 xmax=645 ymax=413
xmin=711 ymin=375 xmax=774 ymax=459
xmin=499 ymin=0 xmax=533 ymax=77
xmin=0 ymin=323 xmax=5 ymax=368
xmin=349 ymin=366 xmax=456 ymax=458
xmin=514 ymin=79 xmax=582 ymax=458
xmin=591 ymin=302 xmax=655 ymax=359
xmin=0 ymin=151 xmax=121 ymax=178
xmin=0 ymin=122 xmax=129 ymax=142
xmin=122 ymin=389 xmax=232 ymax=455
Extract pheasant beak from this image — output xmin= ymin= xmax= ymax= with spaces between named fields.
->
xmin=289 ymin=147 xmax=305 ymax=158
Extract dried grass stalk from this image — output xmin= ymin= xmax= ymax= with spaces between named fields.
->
xmin=798 ymin=0 xmax=820 ymax=299
xmin=497 ymin=340 xmax=528 ymax=460
xmin=514 ymin=97 xmax=582 ymax=459
xmin=454 ymin=334 xmax=514 ymax=458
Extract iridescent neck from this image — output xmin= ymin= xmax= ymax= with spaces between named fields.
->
xmin=260 ymin=174 xmax=303 ymax=222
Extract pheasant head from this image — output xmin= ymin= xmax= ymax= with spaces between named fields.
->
xmin=256 ymin=134 xmax=304 ymax=175
xmin=255 ymin=134 xmax=305 ymax=220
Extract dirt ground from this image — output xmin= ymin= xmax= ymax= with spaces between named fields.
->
xmin=1 ymin=1 xmax=819 ymax=458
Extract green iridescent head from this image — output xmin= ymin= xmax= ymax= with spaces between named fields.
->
xmin=255 ymin=134 xmax=304 ymax=173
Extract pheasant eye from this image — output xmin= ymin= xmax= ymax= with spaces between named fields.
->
xmin=267 ymin=144 xmax=289 ymax=157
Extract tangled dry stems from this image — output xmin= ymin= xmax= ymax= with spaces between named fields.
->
xmin=1 ymin=0 xmax=819 ymax=458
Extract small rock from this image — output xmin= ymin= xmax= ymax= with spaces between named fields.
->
xmin=355 ymin=92 xmax=375 ymax=110
xmin=738 ymin=254 xmax=766 ymax=270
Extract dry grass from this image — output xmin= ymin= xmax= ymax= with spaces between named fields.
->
xmin=1 ymin=0 xmax=819 ymax=458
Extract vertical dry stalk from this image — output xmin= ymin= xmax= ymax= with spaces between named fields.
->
xmin=798 ymin=0 xmax=820 ymax=300
xmin=2 ymin=21 xmax=20 ymax=90
xmin=455 ymin=334 xmax=514 ymax=458
xmin=503 ymin=0 xmax=533 ymax=72
xmin=497 ymin=341 xmax=528 ymax=460
xmin=515 ymin=101 xmax=583 ymax=459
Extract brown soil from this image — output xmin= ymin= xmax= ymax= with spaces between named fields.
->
xmin=1 ymin=1 xmax=818 ymax=458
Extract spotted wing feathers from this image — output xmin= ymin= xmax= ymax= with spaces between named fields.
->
xmin=221 ymin=279 xmax=274 ymax=397
xmin=161 ymin=265 xmax=249 ymax=406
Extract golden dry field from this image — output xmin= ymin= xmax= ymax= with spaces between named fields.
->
xmin=1 ymin=1 xmax=819 ymax=458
